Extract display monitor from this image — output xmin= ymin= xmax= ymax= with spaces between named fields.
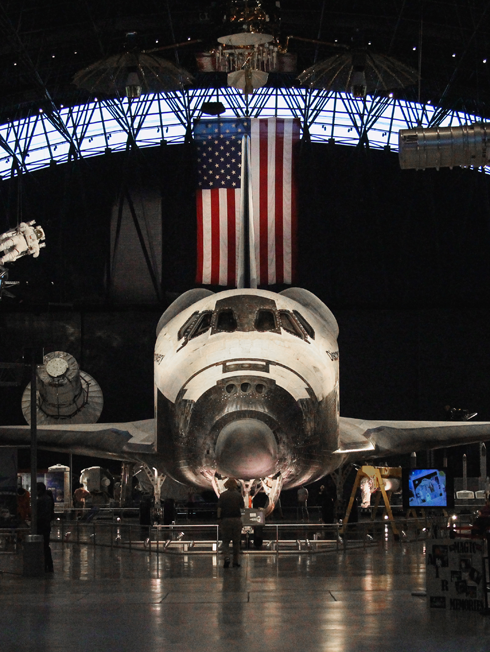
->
xmin=402 ymin=468 xmax=454 ymax=509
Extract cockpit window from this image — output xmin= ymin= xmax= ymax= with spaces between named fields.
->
xmin=212 ymin=295 xmax=279 ymax=333
xmin=178 ymin=311 xmax=199 ymax=340
xmin=216 ymin=309 xmax=237 ymax=332
xmin=293 ymin=310 xmax=315 ymax=339
xmin=280 ymin=311 xmax=303 ymax=338
xmin=189 ymin=311 xmax=212 ymax=339
xmin=255 ymin=309 xmax=277 ymax=332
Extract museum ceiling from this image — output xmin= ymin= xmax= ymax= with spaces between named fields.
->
xmin=0 ymin=0 xmax=489 ymax=123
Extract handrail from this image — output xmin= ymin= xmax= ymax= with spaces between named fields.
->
xmin=48 ymin=515 xmax=451 ymax=556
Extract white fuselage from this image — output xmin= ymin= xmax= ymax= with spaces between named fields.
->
xmin=154 ymin=288 xmax=340 ymax=489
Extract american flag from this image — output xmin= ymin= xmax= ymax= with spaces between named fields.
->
xmin=195 ymin=117 xmax=300 ymax=286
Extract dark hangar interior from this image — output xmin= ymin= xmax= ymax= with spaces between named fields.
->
xmin=1 ymin=1 xmax=490 ymax=479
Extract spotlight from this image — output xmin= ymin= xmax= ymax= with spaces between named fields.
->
xmin=201 ymin=101 xmax=226 ymax=116
xmin=125 ymin=69 xmax=142 ymax=99
xmin=351 ymin=69 xmax=367 ymax=98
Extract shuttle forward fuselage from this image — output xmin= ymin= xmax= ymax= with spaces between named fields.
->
xmin=3 ymin=290 xmax=490 ymax=494
xmin=154 ymin=288 xmax=341 ymax=490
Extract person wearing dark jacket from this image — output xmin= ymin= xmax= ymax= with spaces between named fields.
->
xmin=319 ymin=476 xmax=336 ymax=524
xmin=217 ymin=478 xmax=244 ymax=568
xmin=37 ymin=482 xmax=54 ymax=572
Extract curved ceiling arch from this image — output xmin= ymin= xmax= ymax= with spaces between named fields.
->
xmin=0 ymin=88 xmax=487 ymax=179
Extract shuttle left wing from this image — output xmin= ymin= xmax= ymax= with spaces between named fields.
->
xmin=0 ymin=419 xmax=155 ymax=462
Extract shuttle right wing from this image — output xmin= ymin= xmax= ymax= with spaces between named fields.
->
xmin=339 ymin=417 xmax=490 ymax=459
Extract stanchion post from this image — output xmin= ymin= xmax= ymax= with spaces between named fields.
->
xmin=28 ymin=348 xmax=39 ymax=536
xmin=22 ymin=535 xmax=44 ymax=577
xmin=22 ymin=348 xmax=45 ymax=578
xmin=481 ymin=537 xmax=490 ymax=616
xmin=479 ymin=556 xmax=490 ymax=615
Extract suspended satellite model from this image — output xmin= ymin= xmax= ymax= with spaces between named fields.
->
xmin=195 ymin=0 xmax=296 ymax=96
xmin=298 ymin=49 xmax=418 ymax=98
xmin=72 ymin=34 xmax=193 ymax=99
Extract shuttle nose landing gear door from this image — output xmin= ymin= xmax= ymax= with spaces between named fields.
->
xmin=212 ymin=473 xmax=283 ymax=517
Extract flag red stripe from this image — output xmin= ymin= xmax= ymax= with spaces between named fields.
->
xmin=227 ymin=190 xmax=236 ymax=286
xmin=196 ymin=191 xmax=204 ymax=283
xmin=275 ymin=119 xmax=284 ymax=285
xmin=211 ymin=190 xmax=220 ymax=284
xmin=290 ymin=120 xmax=300 ymax=284
xmin=196 ymin=118 xmax=299 ymax=287
xmin=259 ymin=120 xmax=269 ymax=284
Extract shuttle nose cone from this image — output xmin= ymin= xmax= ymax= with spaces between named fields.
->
xmin=215 ymin=419 xmax=278 ymax=479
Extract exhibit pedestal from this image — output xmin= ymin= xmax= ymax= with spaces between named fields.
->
xmin=22 ymin=534 xmax=44 ymax=577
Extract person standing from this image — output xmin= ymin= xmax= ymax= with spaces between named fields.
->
xmin=319 ymin=477 xmax=336 ymax=524
xmin=37 ymin=482 xmax=54 ymax=572
xmin=217 ymin=478 xmax=244 ymax=568
xmin=73 ymin=484 xmax=90 ymax=519
xmin=297 ymin=485 xmax=309 ymax=521
xmin=16 ymin=484 xmax=31 ymax=527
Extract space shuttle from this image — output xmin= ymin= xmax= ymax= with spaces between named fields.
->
xmin=1 ymin=123 xmax=490 ymax=507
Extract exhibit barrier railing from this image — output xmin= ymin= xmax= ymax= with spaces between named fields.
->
xmin=0 ymin=527 xmax=30 ymax=554
xmin=49 ymin=514 xmax=453 ymax=556
xmin=53 ymin=505 xmax=330 ymax=522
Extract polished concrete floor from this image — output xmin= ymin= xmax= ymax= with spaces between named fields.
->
xmin=1 ymin=535 xmax=490 ymax=652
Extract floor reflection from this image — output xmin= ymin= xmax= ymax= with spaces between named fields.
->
xmin=0 ymin=539 xmax=488 ymax=651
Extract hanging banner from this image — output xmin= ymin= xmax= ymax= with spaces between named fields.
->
xmin=195 ymin=117 xmax=300 ymax=286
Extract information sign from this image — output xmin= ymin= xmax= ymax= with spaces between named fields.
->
xmin=426 ymin=537 xmax=486 ymax=611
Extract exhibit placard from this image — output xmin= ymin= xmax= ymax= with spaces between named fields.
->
xmin=426 ymin=537 xmax=486 ymax=611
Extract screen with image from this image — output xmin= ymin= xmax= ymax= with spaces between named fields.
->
xmin=403 ymin=468 xmax=453 ymax=508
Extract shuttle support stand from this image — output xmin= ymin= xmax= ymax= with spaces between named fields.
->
xmin=342 ymin=466 xmax=400 ymax=539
